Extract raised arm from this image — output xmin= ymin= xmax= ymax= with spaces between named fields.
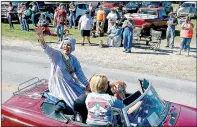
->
xmin=35 ymin=27 xmax=59 ymax=62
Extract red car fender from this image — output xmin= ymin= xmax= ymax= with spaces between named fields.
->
xmin=142 ymin=22 xmax=152 ymax=29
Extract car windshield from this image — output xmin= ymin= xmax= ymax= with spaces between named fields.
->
xmin=158 ymin=9 xmax=167 ymax=17
xmin=162 ymin=2 xmax=171 ymax=7
xmin=181 ymin=3 xmax=195 ymax=8
xmin=12 ymin=1 xmax=23 ymax=6
xmin=139 ymin=9 xmax=156 ymax=15
xmin=151 ymin=2 xmax=161 ymax=7
xmin=125 ymin=85 xmax=169 ymax=126
xmin=127 ymin=2 xmax=139 ymax=6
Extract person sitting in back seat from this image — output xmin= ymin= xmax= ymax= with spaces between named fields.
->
xmin=86 ymin=74 xmax=124 ymax=126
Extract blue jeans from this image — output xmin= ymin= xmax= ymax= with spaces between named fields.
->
xmin=19 ymin=17 xmax=23 ymax=30
xmin=69 ymin=13 xmax=76 ymax=28
xmin=31 ymin=13 xmax=36 ymax=26
xmin=123 ymin=27 xmax=133 ymax=51
xmin=166 ymin=28 xmax=175 ymax=47
xmin=56 ymin=25 xmax=64 ymax=41
xmin=22 ymin=18 xmax=29 ymax=31
xmin=180 ymin=38 xmax=191 ymax=51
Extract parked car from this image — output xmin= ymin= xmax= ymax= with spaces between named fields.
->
xmin=141 ymin=2 xmax=173 ymax=15
xmin=74 ymin=3 xmax=89 ymax=26
xmin=122 ymin=1 xmax=142 ymax=14
xmin=124 ymin=7 xmax=168 ymax=36
xmin=101 ymin=1 xmax=124 ymax=10
xmin=1 ymin=1 xmax=23 ymax=22
xmin=2 ymin=78 xmax=196 ymax=126
xmin=176 ymin=2 xmax=197 ymax=18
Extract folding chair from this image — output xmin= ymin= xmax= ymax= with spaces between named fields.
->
xmin=133 ymin=28 xmax=142 ymax=44
xmin=149 ymin=30 xmax=162 ymax=51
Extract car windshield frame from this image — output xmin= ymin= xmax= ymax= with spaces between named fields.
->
xmin=181 ymin=3 xmax=195 ymax=8
xmin=139 ymin=9 xmax=157 ymax=15
xmin=122 ymin=82 xmax=170 ymax=126
xmin=126 ymin=2 xmax=139 ymax=6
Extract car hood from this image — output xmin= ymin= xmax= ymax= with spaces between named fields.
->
xmin=163 ymin=102 xmax=196 ymax=126
xmin=175 ymin=103 xmax=197 ymax=126
xmin=178 ymin=7 xmax=193 ymax=12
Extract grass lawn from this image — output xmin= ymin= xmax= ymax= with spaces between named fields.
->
xmin=2 ymin=3 xmax=196 ymax=46
xmin=1 ymin=23 xmax=108 ymax=44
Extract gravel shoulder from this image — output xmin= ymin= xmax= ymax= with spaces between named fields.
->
xmin=2 ymin=38 xmax=196 ymax=81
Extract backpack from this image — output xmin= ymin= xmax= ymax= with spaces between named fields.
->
xmin=25 ymin=9 xmax=31 ymax=17
xmin=56 ymin=9 xmax=66 ymax=24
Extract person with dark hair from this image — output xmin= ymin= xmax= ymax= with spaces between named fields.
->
xmin=78 ymin=10 xmax=93 ymax=46
xmin=54 ymin=4 xmax=67 ymax=42
xmin=178 ymin=16 xmax=194 ymax=56
xmin=7 ymin=2 xmax=14 ymax=29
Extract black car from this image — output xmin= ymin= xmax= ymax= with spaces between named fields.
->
xmin=122 ymin=2 xmax=141 ymax=14
xmin=1 ymin=1 xmax=23 ymax=22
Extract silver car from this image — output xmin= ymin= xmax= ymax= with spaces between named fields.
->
xmin=176 ymin=2 xmax=197 ymax=18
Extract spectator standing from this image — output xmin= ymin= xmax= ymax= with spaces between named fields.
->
xmin=31 ymin=2 xmax=39 ymax=27
xmin=90 ymin=7 xmax=95 ymax=18
xmin=78 ymin=11 xmax=93 ymax=46
xmin=53 ymin=3 xmax=60 ymax=26
xmin=106 ymin=8 xmax=118 ymax=34
xmin=22 ymin=5 xmax=31 ymax=31
xmin=7 ymin=2 xmax=14 ymax=29
xmin=17 ymin=3 xmax=24 ymax=30
xmin=54 ymin=4 xmax=67 ymax=42
xmin=69 ymin=2 xmax=76 ymax=28
xmin=89 ymin=3 xmax=93 ymax=12
xmin=178 ymin=16 xmax=194 ymax=56
xmin=96 ymin=6 xmax=105 ymax=36
xmin=122 ymin=16 xmax=135 ymax=53
xmin=166 ymin=12 xmax=178 ymax=49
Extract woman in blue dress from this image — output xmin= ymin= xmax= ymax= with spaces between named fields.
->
xmin=35 ymin=27 xmax=89 ymax=109
xmin=122 ymin=16 xmax=135 ymax=53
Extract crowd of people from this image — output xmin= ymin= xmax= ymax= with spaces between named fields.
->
xmin=6 ymin=1 xmax=196 ymax=126
xmin=7 ymin=1 xmax=195 ymax=56
xmin=35 ymin=26 xmax=125 ymax=126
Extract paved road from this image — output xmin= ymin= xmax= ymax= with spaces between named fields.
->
xmin=2 ymin=46 xmax=196 ymax=108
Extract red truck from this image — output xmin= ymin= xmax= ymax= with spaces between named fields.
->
xmin=124 ymin=7 xmax=169 ymax=36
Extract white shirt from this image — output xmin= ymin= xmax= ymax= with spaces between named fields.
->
xmin=79 ymin=15 xmax=93 ymax=30
xmin=107 ymin=12 xmax=117 ymax=22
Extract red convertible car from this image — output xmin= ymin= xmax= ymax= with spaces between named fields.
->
xmin=2 ymin=77 xmax=197 ymax=126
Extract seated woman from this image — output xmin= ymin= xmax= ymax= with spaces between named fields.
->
xmin=37 ymin=13 xmax=56 ymax=36
xmin=107 ymin=21 xmax=122 ymax=47
xmin=86 ymin=74 xmax=124 ymax=126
